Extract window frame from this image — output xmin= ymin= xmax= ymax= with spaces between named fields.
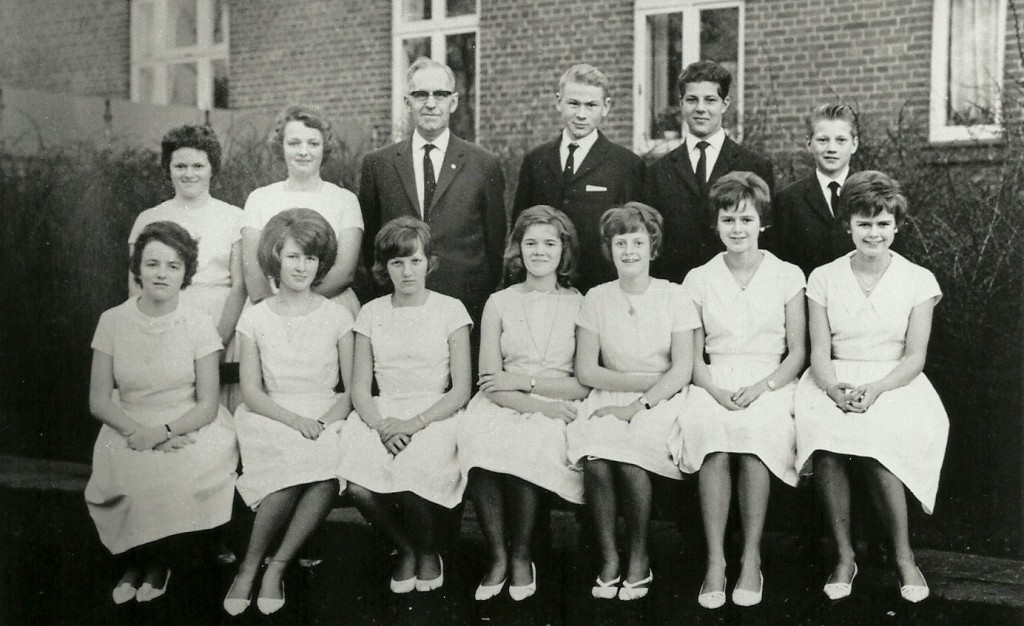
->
xmin=632 ymin=0 xmax=745 ymax=152
xmin=391 ymin=0 xmax=480 ymax=141
xmin=928 ymin=0 xmax=1007 ymax=144
xmin=130 ymin=0 xmax=230 ymax=110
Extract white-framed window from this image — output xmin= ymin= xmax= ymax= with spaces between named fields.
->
xmin=391 ymin=0 xmax=479 ymax=141
xmin=130 ymin=0 xmax=230 ymax=110
xmin=929 ymin=0 xmax=1006 ymax=143
xmin=633 ymin=0 xmax=744 ymax=153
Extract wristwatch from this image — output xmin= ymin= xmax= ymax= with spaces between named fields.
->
xmin=766 ymin=378 xmax=777 ymax=391
xmin=529 ymin=377 xmax=537 ymax=392
xmin=638 ymin=394 xmax=652 ymax=410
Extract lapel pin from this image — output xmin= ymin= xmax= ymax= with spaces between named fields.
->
xmin=451 ymin=164 xmax=457 ymax=169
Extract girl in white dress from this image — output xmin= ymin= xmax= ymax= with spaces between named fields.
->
xmin=567 ymin=202 xmax=700 ymax=601
xmin=241 ymin=104 xmax=363 ymax=317
xmin=224 ymin=209 xmax=354 ymax=616
xmin=794 ymin=171 xmax=947 ymax=603
xmin=669 ymin=173 xmax=806 ymax=609
xmin=458 ymin=206 xmax=589 ymax=601
xmin=129 ymin=125 xmax=246 ymax=412
xmin=87 ymin=221 xmax=238 ymax=604
xmin=337 ymin=216 xmax=472 ymax=594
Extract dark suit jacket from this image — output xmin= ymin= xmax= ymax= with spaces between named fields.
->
xmin=358 ymin=134 xmax=506 ymax=322
xmin=771 ymin=174 xmax=854 ymax=277
xmin=645 ymin=137 xmax=775 ymax=283
xmin=512 ymin=132 xmax=644 ymax=292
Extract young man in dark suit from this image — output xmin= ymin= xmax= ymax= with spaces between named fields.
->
xmin=512 ymin=64 xmax=644 ymax=292
xmin=359 ymin=57 xmax=506 ymax=331
xmin=645 ymin=60 xmax=774 ymax=283
xmin=772 ymin=104 xmax=859 ymax=276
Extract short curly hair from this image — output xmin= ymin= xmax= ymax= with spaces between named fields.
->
xmin=270 ymin=104 xmax=336 ymax=161
xmin=708 ymin=171 xmax=772 ymax=227
xmin=837 ymin=170 xmax=908 ymax=226
xmin=502 ymin=205 xmax=580 ymax=288
xmin=257 ymin=208 xmax=338 ymax=288
xmin=372 ymin=216 xmax=438 ymax=286
xmin=130 ymin=221 xmax=200 ymax=289
xmin=678 ymin=60 xmax=732 ymax=99
xmin=599 ymin=202 xmax=664 ymax=262
xmin=160 ymin=124 xmax=222 ymax=177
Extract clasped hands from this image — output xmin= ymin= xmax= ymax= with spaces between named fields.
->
xmin=479 ymin=372 xmax=578 ymax=423
xmin=126 ymin=425 xmax=196 ymax=452
xmin=710 ymin=380 xmax=769 ymax=411
xmin=827 ymin=382 xmax=882 ymax=412
xmin=373 ymin=416 xmax=426 ymax=456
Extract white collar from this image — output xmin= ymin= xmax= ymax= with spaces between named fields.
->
xmin=412 ymin=128 xmax=450 ymax=154
xmin=561 ymin=128 xmax=599 ymax=152
xmin=816 ymin=167 xmax=850 ymax=192
xmin=686 ymin=127 xmax=726 ymax=153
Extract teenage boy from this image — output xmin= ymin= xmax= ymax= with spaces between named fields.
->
xmin=645 ymin=60 xmax=774 ymax=283
xmin=512 ymin=64 xmax=644 ymax=292
xmin=772 ymin=104 xmax=860 ymax=276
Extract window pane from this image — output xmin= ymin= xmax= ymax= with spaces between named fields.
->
xmin=947 ymin=0 xmax=1000 ymax=125
xmin=646 ymin=13 xmax=683 ymax=138
xmin=169 ymin=62 xmax=198 ymax=105
xmin=446 ymin=32 xmax=476 ymax=141
xmin=170 ymin=0 xmax=198 ymax=47
xmin=213 ymin=0 xmax=226 ymax=44
xmin=403 ymin=0 xmax=431 ymax=21
xmin=137 ymin=66 xmax=156 ymax=104
xmin=446 ymin=0 xmax=476 ymax=17
xmin=699 ymin=7 xmax=740 ymax=133
xmin=402 ymin=37 xmax=432 ymax=83
xmin=213 ymin=58 xmax=230 ymax=109
xmin=135 ymin=2 xmax=155 ymax=58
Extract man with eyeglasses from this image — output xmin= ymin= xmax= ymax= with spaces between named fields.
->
xmin=512 ymin=64 xmax=644 ymax=293
xmin=359 ymin=56 xmax=506 ymax=367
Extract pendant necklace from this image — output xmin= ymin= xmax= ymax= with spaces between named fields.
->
xmin=522 ymin=288 xmax=561 ymax=367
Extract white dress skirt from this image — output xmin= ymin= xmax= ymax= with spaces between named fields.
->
xmin=669 ymin=355 xmax=798 ymax=485
xmin=458 ymin=287 xmax=585 ymax=503
xmin=85 ymin=299 xmax=238 ymax=554
xmin=337 ymin=292 xmax=473 ymax=508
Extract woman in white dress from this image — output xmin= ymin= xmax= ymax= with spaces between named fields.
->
xmin=129 ymin=124 xmax=246 ymax=411
xmin=241 ymin=104 xmax=362 ymax=317
xmin=794 ymin=171 xmax=947 ymax=603
xmin=337 ymin=217 xmax=472 ymax=594
xmin=669 ymin=172 xmax=806 ymax=609
xmin=567 ymin=202 xmax=700 ymax=601
xmin=458 ymin=206 xmax=589 ymax=601
xmin=87 ymin=221 xmax=238 ymax=604
xmin=224 ymin=209 xmax=354 ymax=616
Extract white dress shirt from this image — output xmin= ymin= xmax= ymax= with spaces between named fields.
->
xmin=560 ymin=128 xmax=599 ymax=174
xmin=412 ymin=129 xmax=450 ymax=215
xmin=686 ymin=127 xmax=727 ymax=182
xmin=815 ymin=167 xmax=850 ymax=216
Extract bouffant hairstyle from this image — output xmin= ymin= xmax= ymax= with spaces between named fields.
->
xmin=271 ymin=104 xmax=336 ymax=160
xmin=257 ymin=208 xmax=338 ymax=287
xmin=502 ymin=205 xmax=580 ymax=288
xmin=160 ymin=124 xmax=222 ymax=177
xmin=678 ymin=60 xmax=732 ymax=99
xmin=130 ymin=221 xmax=200 ymax=289
xmin=558 ymin=63 xmax=610 ymax=98
xmin=805 ymin=103 xmax=860 ymax=140
xmin=599 ymin=202 xmax=664 ymax=262
xmin=708 ymin=171 xmax=773 ymax=227
xmin=837 ymin=170 xmax=907 ymax=226
xmin=372 ymin=216 xmax=439 ymax=286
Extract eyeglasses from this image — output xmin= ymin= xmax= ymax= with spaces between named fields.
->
xmin=408 ymin=90 xmax=454 ymax=103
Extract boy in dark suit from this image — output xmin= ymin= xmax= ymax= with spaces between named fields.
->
xmin=645 ymin=60 xmax=774 ymax=283
xmin=772 ymin=104 xmax=859 ymax=276
xmin=512 ymin=64 xmax=644 ymax=292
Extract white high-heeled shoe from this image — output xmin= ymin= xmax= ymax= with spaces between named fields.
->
xmin=508 ymin=563 xmax=536 ymax=601
xmin=618 ymin=570 xmax=653 ymax=601
xmin=697 ymin=578 xmax=726 ymax=609
xmin=591 ymin=575 xmax=620 ymax=599
xmin=823 ymin=563 xmax=858 ymax=600
xmin=899 ymin=566 xmax=929 ymax=603
xmin=474 ymin=576 xmax=506 ymax=601
xmin=731 ymin=571 xmax=763 ymax=607
xmin=415 ymin=555 xmax=444 ymax=592
xmin=135 ymin=569 xmax=171 ymax=602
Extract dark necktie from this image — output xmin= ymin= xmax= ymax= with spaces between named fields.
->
xmin=423 ymin=144 xmax=436 ymax=216
xmin=563 ymin=143 xmax=578 ymax=188
xmin=828 ymin=181 xmax=841 ymax=217
xmin=695 ymin=141 xmax=710 ymax=193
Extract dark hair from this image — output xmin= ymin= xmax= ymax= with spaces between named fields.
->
xmin=805 ymin=103 xmax=860 ymax=139
xmin=160 ymin=124 xmax=222 ymax=177
xmin=372 ymin=216 xmax=438 ymax=286
xmin=838 ymin=170 xmax=908 ymax=226
xmin=502 ymin=205 xmax=580 ymax=288
xmin=271 ymin=104 xmax=336 ymax=160
xmin=599 ymin=202 xmax=664 ymax=262
xmin=678 ymin=60 xmax=732 ymax=99
xmin=257 ymin=208 xmax=338 ymax=287
xmin=708 ymin=171 xmax=772 ymax=226
xmin=130 ymin=221 xmax=200 ymax=289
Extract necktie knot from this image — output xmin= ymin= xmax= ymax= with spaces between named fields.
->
xmin=424 ymin=143 xmax=436 ymax=156
xmin=828 ymin=181 xmax=840 ymax=193
xmin=567 ymin=143 xmax=578 ymax=155
xmin=563 ymin=143 xmax=579 ymax=186
xmin=694 ymin=141 xmax=710 ymax=188
xmin=696 ymin=140 xmax=710 ymax=153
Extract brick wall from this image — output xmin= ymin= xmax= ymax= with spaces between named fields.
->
xmin=0 ymin=0 xmax=129 ymax=98
xmin=478 ymin=0 xmax=636 ymax=153
xmin=228 ymin=2 xmax=392 ymax=149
